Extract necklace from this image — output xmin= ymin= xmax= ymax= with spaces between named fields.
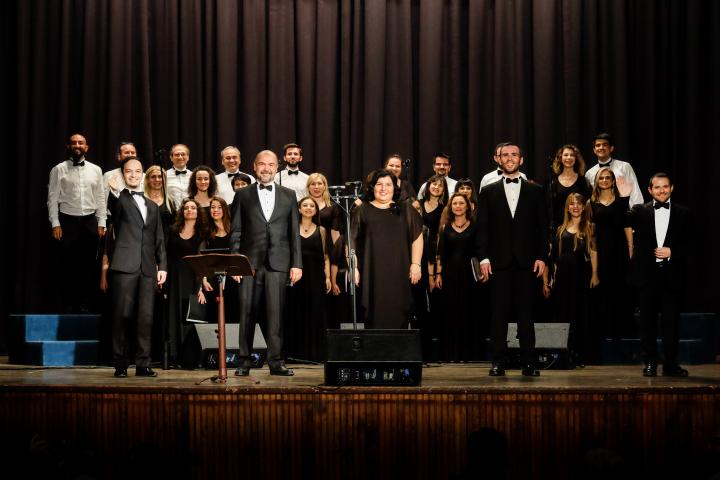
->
xmin=453 ymin=218 xmax=469 ymax=229
xmin=302 ymin=223 xmax=315 ymax=234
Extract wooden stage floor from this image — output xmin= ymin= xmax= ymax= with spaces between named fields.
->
xmin=2 ymin=361 xmax=720 ymax=479
xmin=1 ymin=361 xmax=720 ymax=393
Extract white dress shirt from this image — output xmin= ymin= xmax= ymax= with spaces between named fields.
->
xmin=479 ymin=169 xmax=527 ymax=191
xmin=166 ymin=167 xmax=191 ymax=209
xmin=417 ymin=176 xmax=457 ymax=200
xmin=503 ymin=176 xmax=522 ymax=218
xmin=217 ymin=169 xmax=256 ymax=204
xmin=257 ymin=183 xmax=276 ymax=221
xmin=585 ymin=158 xmax=644 ymax=207
xmin=129 ymin=190 xmax=148 ymax=222
xmin=654 ymin=199 xmax=671 ymax=261
xmin=47 ymin=159 xmax=107 ymax=228
xmin=274 ymin=168 xmax=308 ymax=201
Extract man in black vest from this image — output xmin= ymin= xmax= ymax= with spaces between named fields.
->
xmin=626 ymin=173 xmax=691 ymax=377
xmin=477 ymin=143 xmax=548 ymax=377
xmin=231 ymin=150 xmax=303 ymax=376
xmin=107 ymin=157 xmax=167 ymax=378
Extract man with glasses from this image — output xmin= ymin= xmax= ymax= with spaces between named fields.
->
xmin=417 ymin=153 xmax=457 ymax=200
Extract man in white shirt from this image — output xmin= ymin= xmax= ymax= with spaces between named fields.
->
xmin=585 ymin=133 xmax=644 ymax=206
xmin=165 ymin=144 xmax=192 ymax=208
xmin=479 ymin=142 xmax=527 ymax=191
xmin=47 ymin=133 xmax=107 ymax=313
xmin=274 ymin=143 xmax=309 ymax=201
xmin=216 ymin=145 xmax=256 ymax=204
xmin=417 ymin=153 xmax=457 ymax=200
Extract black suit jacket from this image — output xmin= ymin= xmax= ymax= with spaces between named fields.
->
xmin=107 ymin=191 xmax=167 ymax=276
xmin=230 ymin=183 xmax=302 ymax=271
xmin=626 ymin=201 xmax=691 ymax=290
xmin=476 ymin=179 xmax=548 ymax=270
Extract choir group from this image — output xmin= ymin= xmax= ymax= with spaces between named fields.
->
xmin=47 ymin=133 xmax=691 ymax=378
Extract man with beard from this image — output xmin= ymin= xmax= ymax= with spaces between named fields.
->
xmin=417 ymin=153 xmax=457 ymax=200
xmin=47 ymin=133 xmax=107 ymax=313
xmin=477 ymin=143 xmax=548 ymax=377
xmin=274 ymin=143 xmax=309 ymax=201
xmin=107 ymin=157 xmax=167 ymax=377
xmin=626 ymin=173 xmax=691 ymax=377
xmin=231 ymin=150 xmax=302 ymax=376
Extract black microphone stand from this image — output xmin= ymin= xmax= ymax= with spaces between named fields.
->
xmin=329 ymin=181 xmax=363 ymax=330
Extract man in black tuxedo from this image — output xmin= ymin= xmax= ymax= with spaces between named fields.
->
xmin=626 ymin=173 xmax=691 ymax=377
xmin=231 ymin=150 xmax=303 ymax=376
xmin=477 ymin=143 xmax=548 ymax=376
xmin=107 ymin=158 xmax=167 ymax=378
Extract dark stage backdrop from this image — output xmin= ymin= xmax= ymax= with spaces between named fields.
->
xmin=3 ymin=1 xmax=719 ymax=350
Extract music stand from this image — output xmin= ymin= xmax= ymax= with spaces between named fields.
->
xmin=183 ymin=253 xmax=253 ymax=382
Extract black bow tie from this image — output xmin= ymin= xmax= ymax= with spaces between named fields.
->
xmin=598 ymin=159 xmax=613 ymax=167
xmin=259 ymin=184 xmax=273 ymax=191
xmin=128 ymin=190 xmax=144 ymax=196
xmin=174 ymin=169 xmax=187 ymax=175
xmin=227 ymin=172 xmax=239 ymax=178
xmin=287 ymin=170 xmax=299 ymax=176
xmin=654 ymin=201 xmax=669 ymax=209
xmin=73 ymin=160 xmax=85 ymax=167
xmin=496 ymin=169 xmax=503 ymax=175
xmin=504 ymin=177 xmax=519 ymax=184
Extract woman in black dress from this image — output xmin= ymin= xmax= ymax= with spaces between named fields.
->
xmin=546 ymin=144 xmax=592 ymax=236
xmin=144 ymin=165 xmax=176 ymax=236
xmin=351 ymin=170 xmax=423 ymax=329
xmin=165 ymin=198 xmax=207 ymax=368
xmin=284 ymin=196 xmax=331 ymax=362
xmin=589 ymin=167 xmax=634 ymax=347
xmin=198 ymin=196 xmax=238 ymax=326
xmin=543 ymin=193 xmax=599 ymax=366
xmin=435 ymin=193 xmax=482 ymax=361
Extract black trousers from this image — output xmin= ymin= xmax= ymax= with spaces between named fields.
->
xmin=58 ymin=212 xmax=100 ymax=313
xmin=489 ymin=265 xmax=537 ymax=364
xmin=110 ymin=270 xmax=156 ymax=368
xmin=638 ymin=264 xmax=681 ymax=365
xmin=237 ymin=265 xmax=288 ymax=368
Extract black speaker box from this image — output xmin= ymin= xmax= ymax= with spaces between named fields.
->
xmin=506 ymin=322 xmax=571 ymax=369
xmin=324 ymin=329 xmax=423 ymax=386
xmin=191 ymin=323 xmax=267 ymax=369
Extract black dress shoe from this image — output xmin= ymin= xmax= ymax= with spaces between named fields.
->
xmin=235 ymin=366 xmax=250 ymax=377
xmin=521 ymin=365 xmax=540 ymax=377
xmin=135 ymin=367 xmax=158 ymax=377
xmin=114 ymin=367 xmax=128 ymax=378
xmin=269 ymin=365 xmax=294 ymax=376
xmin=643 ymin=362 xmax=658 ymax=377
xmin=662 ymin=365 xmax=689 ymax=377
xmin=489 ymin=364 xmax=506 ymax=377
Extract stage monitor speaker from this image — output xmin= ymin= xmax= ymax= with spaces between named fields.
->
xmin=192 ymin=323 xmax=267 ymax=369
xmin=324 ymin=329 xmax=422 ymax=386
xmin=506 ymin=322 xmax=570 ymax=369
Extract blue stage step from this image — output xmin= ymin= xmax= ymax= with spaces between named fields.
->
xmin=7 ymin=314 xmax=101 ymax=366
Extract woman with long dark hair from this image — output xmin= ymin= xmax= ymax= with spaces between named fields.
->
xmin=546 ymin=144 xmax=592 ymax=235
xmin=188 ymin=165 xmax=218 ymax=212
xmin=165 ymin=198 xmax=207 ymax=368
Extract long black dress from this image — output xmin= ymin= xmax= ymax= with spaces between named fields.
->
xmin=420 ymin=201 xmax=444 ymax=360
xmin=550 ymin=230 xmax=593 ymax=364
xmin=591 ymin=196 xmax=632 ymax=341
xmin=546 ymin=176 xmax=592 ymax=235
xmin=351 ymin=201 xmax=423 ymax=329
xmin=165 ymin=231 xmax=202 ymax=366
xmin=437 ymin=222 xmax=483 ymax=361
xmin=284 ymin=227 xmax=328 ymax=362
